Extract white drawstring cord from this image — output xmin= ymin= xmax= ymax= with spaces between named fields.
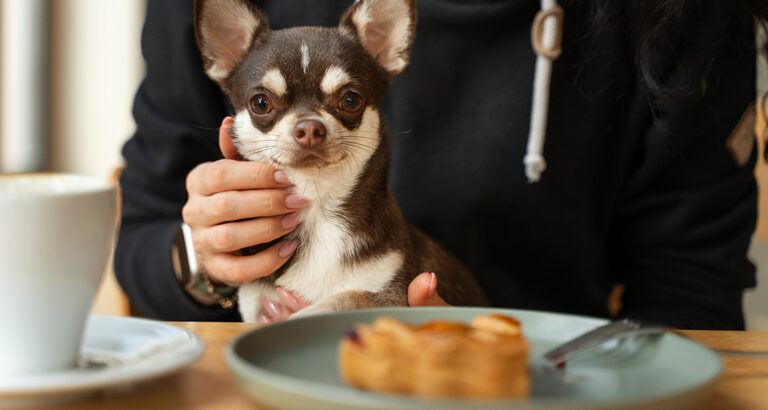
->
xmin=524 ymin=0 xmax=564 ymax=183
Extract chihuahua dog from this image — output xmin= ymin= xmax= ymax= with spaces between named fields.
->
xmin=194 ymin=0 xmax=487 ymax=321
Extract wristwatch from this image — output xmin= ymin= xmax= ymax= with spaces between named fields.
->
xmin=173 ymin=223 xmax=238 ymax=309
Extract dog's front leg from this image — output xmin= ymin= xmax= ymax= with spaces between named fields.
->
xmin=238 ymin=280 xmax=279 ymax=322
xmin=289 ymin=289 xmax=405 ymax=319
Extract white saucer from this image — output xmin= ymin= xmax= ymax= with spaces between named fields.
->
xmin=0 ymin=315 xmax=204 ymax=407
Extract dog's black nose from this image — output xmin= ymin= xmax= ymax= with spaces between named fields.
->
xmin=292 ymin=119 xmax=326 ymax=149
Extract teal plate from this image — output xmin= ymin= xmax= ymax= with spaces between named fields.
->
xmin=226 ymin=307 xmax=721 ymax=409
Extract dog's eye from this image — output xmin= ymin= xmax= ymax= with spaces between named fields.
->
xmin=249 ymin=94 xmax=272 ymax=115
xmin=340 ymin=91 xmax=363 ymax=113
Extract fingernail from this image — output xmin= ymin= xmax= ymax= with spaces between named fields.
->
xmin=427 ymin=273 xmax=437 ymax=299
xmin=277 ymin=287 xmax=302 ymax=311
xmin=258 ymin=313 xmax=273 ymax=323
xmin=285 ymin=194 xmax=310 ymax=209
xmin=281 ymin=212 xmax=301 ymax=229
xmin=274 ymin=170 xmax=291 ymax=185
xmin=278 ymin=240 xmax=299 ymax=258
xmin=262 ymin=295 xmax=282 ymax=318
xmin=221 ymin=116 xmax=234 ymax=127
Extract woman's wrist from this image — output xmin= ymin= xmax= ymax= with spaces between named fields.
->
xmin=172 ymin=223 xmax=237 ymax=308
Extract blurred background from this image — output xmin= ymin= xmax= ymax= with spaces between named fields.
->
xmin=1 ymin=0 xmax=767 ymax=328
xmin=0 ymin=0 xmax=145 ymax=317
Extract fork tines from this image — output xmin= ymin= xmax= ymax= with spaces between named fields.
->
xmin=543 ymin=318 xmax=664 ymax=365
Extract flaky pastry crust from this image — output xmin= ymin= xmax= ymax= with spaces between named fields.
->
xmin=338 ymin=314 xmax=529 ymax=398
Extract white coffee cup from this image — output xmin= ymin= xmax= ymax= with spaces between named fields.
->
xmin=0 ymin=173 xmax=117 ymax=375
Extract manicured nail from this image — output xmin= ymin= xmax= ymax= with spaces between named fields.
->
xmin=285 ymin=194 xmax=310 ymax=209
xmin=258 ymin=313 xmax=273 ymax=323
xmin=281 ymin=212 xmax=301 ymax=229
xmin=278 ymin=240 xmax=299 ymax=258
xmin=274 ymin=170 xmax=291 ymax=185
xmin=277 ymin=287 xmax=302 ymax=311
xmin=427 ymin=273 xmax=437 ymax=299
xmin=261 ymin=295 xmax=282 ymax=318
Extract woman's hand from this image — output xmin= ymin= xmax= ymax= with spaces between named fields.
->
xmin=259 ymin=272 xmax=449 ymax=323
xmin=406 ymin=272 xmax=449 ymax=307
xmin=181 ymin=117 xmax=310 ymax=285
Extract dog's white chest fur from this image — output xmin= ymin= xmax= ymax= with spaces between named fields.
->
xmin=237 ymin=165 xmax=403 ymax=322
xmin=279 ymin=196 xmax=402 ymax=302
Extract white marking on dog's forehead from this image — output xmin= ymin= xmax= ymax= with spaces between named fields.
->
xmin=320 ymin=66 xmax=352 ymax=95
xmin=261 ymin=68 xmax=287 ymax=97
xmin=300 ymin=42 xmax=310 ymax=74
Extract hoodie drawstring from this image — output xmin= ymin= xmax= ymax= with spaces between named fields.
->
xmin=524 ymin=0 xmax=564 ymax=183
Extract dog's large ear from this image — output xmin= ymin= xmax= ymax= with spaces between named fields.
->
xmin=194 ymin=0 xmax=269 ymax=83
xmin=339 ymin=0 xmax=416 ymax=77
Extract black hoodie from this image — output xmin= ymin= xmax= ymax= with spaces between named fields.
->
xmin=115 ymin=0 xmax=758 ymax=329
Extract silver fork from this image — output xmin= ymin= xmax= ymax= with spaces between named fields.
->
xmin=543 ymin=318 xmax=666 ymax=365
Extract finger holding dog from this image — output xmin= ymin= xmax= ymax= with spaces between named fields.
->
xmin=197 ymin=213 xmax=300 ymax=253
xmin=181 ymin=118 xmax=310 ymax=285
xmin=200 ymin=239 xmax=298 ymax=285
xmin=191 ymin=190 xmax=305 ymax=227
xmin=186 ymin=160 xmax=290 ymax=197
xmin=407 ymin=272 xmax=450 ymax=307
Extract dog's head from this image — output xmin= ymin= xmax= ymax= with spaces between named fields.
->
xmin=194 ymin=0 xmax=416 ymax=171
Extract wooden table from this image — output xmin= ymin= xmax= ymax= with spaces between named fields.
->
xmin=43 ymin=323 xmax=768 ymax=409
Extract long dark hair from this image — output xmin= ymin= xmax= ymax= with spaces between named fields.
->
xmin=584 ymin=1 xmax=768 ymax=100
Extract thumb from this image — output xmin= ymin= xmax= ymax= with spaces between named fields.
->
xmin=408 ymin=272 xmax=450 ymax=307
xmin=219 ymin=116 xmax=243 ymax=160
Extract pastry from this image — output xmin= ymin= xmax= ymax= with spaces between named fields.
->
xmin=338 ymin=314 xmax=529 ymax=399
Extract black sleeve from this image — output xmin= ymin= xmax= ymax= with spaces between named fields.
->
xmin=613 ymin=4 xmax=758 ymax=330
xmin=114 ymin=0 xmax=238 ymax=321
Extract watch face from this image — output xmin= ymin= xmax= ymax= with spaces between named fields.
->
xmin=180 ymin=222 xmax=200 ymax=276
xmin=173 ymin=226 xmax=192 ymax=283
xmin=174 ymin=223 xmax=237 ymax=309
